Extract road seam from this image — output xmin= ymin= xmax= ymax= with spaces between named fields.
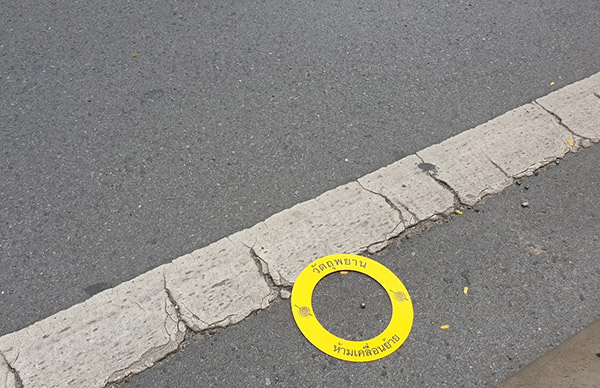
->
xmin=0 ymin=72 xmax=598 ymax=388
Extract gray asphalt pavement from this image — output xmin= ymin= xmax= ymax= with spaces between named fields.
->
xmin=2 ymin=0 xmax=600 ymax=336
xmin=114 ymin=144 xmax=600 ymax=388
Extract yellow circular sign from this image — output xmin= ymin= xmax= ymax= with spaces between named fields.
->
xmin=291 ymin=254 xmax=413 ymax=362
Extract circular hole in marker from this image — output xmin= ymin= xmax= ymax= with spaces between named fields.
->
xmin=311 ymin=271 xmax=392 ymax=341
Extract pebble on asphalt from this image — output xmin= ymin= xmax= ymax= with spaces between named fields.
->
xmin=521 ymin=201 xmax=530 ymax=208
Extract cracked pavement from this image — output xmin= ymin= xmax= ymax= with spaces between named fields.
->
xmin=1 ymin=0 xmax=600 ymax=386
xmin=0 ymin=71 xmax=598 ymax=386
xmin=113 ymin=142 xmax=600 ymax=388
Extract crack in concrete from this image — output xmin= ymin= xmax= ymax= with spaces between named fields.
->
xmin=356 ymin=180 xmax=408 ymax=227
xmin=162 ymin=262 xmax=215 ymax=330
xmin=1 ymin=351 xmax=23 ymax=388
xmin=533 ymin=100 xmax=591 ymax=143
xmin=276 ymin=271 xmax=293 ymax=289
xmin=248 ymin=246 xmax=286 ymax=290
xmin=132 ymin=300 xmax=146 ymax=313
xmin=484 ymin=154 xmax=512 ymax=180
xmin=395 ymin=202 xmax=419 ymax=226
xmin=232 ymin=236 xmax=283 ymax=291
xmin=104 ymin=280 xmax=189 ymax=385
xmin=593 ymin=91 xmax=600 ymax=100
xmin=354 ymin=180 xmax=421 ymax=251
xmin=180 ymin=299 xmax=210 ymax=329
xmin=162 ymin=275 xmax=182 ymax=323
xmin=415 ymin=153 xmax=463 ymax=207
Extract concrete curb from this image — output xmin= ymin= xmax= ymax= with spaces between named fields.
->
xmin=0 ymin=72 xmax=598 ymax=388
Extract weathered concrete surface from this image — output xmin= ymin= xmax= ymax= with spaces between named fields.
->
xmin=537 ymin=72 xmax=600 ymax=142
xmin=417 ymin=103 xmax=577 ymax=205
xmin=0 ymin=355 xmax=16 ymax=388
xmin=358 ymin=154 xmax=455 ymax=225
xmin=498 ymin=319 xmax=600 ymax=388
xmin=0 ymin=267 xmax=186 ymax=387
xmin=478 ymin=103 xmax=578 ymax=178
xmin=231 ymin=182 xmax=402 ymax=286
xmin=416 ymin=128 xmax=513 ymax=206
xmin=164 ymin=238 xmax=275 ymax=332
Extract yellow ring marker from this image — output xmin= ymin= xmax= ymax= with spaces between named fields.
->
xmin=291 ymin=254 xmax=413 ymax=362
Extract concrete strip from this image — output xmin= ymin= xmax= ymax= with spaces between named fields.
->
xmin=0 ymin=355 xmax=16 ymax=388
xmin=358 ymin=154 xmax=455 ymax=225
xmin=0 ymin=237 xmax=274 ymax=386
xmin=231 ymin=182 xmax=403 ymax=286
xmin=498 ymin=319 xmax=600 ymax=388
xmin=536 ymin=72 xmax=600 ymax=143
xmin=164 ymin=237 xmax=276 ymax=332
xmin=416 ymin=127 xmax=513 ymax=206
xmin=0 ymin=72 xmax=598 ymax=387
xmin=0 ymin=267 xmax=186 ymax=387
xmin=417 ymin=103 xmax=577 ymax=205
xmin=477 ymin=103 xmax=578 ymax=177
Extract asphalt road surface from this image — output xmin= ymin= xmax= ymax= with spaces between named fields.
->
xmin=114 ymin=143 xmax=600 ymax=387
xmin=2 ymin=0 xmax=600 ymax=336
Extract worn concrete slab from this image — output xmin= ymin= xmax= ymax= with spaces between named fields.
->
xmin=164 ymin=238 xmax=275 ymax=332
xmin=478 ymin=103 xmax=578 ymax=178
xmin=498 ymin=319 xmax=600 ymax=388
xmin=0 ymin=267 xmax=186 ymax=387
xmin=0 ymin=355 xmax=16 ymax=388
xmin=537 ymin=72 xmax=600 ymax=142
xmin=358 ymin=154 xmax=455 ymax=225
xmin=416 ymin=128 xmax=513 ymax=206
xmin=231 ymin=182 xmax=402 ymax=286
xmin=417 ymin=103 xmax=577 ymax=205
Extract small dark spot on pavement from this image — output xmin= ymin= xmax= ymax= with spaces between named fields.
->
xmin=141 ymin=89 xmax=165 ymax=103
xmin=596 ymin=352 xmax=600 ymax=358
xmin=84 ymin=282 xmax=110 ymax=296
xmin=418 ymin=162 xmax=437 ymax=172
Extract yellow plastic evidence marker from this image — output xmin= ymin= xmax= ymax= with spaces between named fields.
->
xmin=291 ymin=254 xmax=414 ymax=362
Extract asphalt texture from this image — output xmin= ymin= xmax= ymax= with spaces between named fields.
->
xmin=2 ymin=0 xmax=600 ymax=336
xmin=114 ymin=145 xmax=600 ymax=387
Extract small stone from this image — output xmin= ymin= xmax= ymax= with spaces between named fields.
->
xmin=279 ymin=289 xmax=291 ymax=299
xmin=474 ymin=208 xmax=480 ymax=213
xmin=524 ymin=185 xmax=529 ymax=190
xmin=555 ymin=159 xmax=560 ymax=165
xmin=515 ymin=180 xmax=521 ymax=186
xmin=521 ymin=201 xmax=529 ymax=208
xmin=360 ymin=303 xmax=366 ymax=309
xmin=265 ymin=377 xmax=271 ymax=386
xmin=534 ymin=171 xmax=539 ymax=176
